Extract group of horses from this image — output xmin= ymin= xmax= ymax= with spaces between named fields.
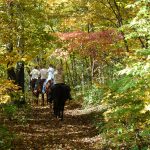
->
xmin=30 ymin=78 xmax=71 ymax=121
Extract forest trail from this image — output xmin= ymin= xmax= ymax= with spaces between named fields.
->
xmin=8 ymin=101 xmax=102 ymax=150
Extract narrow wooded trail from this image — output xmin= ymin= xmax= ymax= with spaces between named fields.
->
xmin=10 ymin=102 xmax=101 ymax=150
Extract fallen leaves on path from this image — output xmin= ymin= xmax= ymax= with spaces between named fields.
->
xmin=5 ymin=102 xmax=102 ymax=150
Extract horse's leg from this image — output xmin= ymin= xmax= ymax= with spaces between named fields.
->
xmin=53 ymin=100 xmax=59 ymax=118
xmin=35 ymin=95 xmax=38 ymax=105
xmin=46 ymin=92 xmax=49 ymax=105
xmin=60 ymin=101 xmax=65 ymax=121
xmin=41 ymin=93 xmax=44 ymax=106
xmin=60 ymin=110 xmax=63 ymax=121
xmin=58 ymin=108 xmax=60 ymax=118
xmin=49 ymin=101 xmax=53 ymax=114
xmin=32 ymin=90 xmax=38 ymax=105
xmin=40 ymin=79 xmax=46 ymax=106
xmin=35 ymin=91 xmax=40 ymax=105
xmin=53 ymin=102 xmax=57 ymax=117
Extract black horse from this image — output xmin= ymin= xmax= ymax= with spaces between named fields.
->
xmin=50 ymin=83 xmax=72 ymax=121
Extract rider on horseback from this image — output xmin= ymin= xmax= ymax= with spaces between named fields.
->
xmin=42 ymin=64 xmax=55 ymax=103
xmin=30 ymin=66 xmax=40 ymax=94
xmin=39 ymin=66 xmax=48 ymax=105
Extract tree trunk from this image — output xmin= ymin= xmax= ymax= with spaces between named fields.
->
xmin=107 ymin=0 xmax=129 ymax=52
xmin=16 ymin=61 xmax=24 ymax=92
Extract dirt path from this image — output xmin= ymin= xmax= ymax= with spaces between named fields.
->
xmin=8 ymin=102 xmax=102 ymax=150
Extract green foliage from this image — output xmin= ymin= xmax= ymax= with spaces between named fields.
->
xmin=96 ymin=1 xmax=150 ymax=149
xmin=83 ymin=84 xmax=104 ymax=106
xmin=0 ymin=125 xmax=14 ymax=150
xmin=0 ymin=0 xmax=57 ymax=66
xmin=0 ymin=65 xmax=6 ymax=78
xmin=99 ymin=53 xmax=150 ymax=148
xmin=2 ymin=104 xmax=17 ymax=120
xmin=126 ymin=0 xmax=150 ymax=38
xmin=9 ymin=91 xmax=26 ymax=108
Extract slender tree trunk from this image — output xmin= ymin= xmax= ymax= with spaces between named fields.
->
xmin=6 ymin=1 xmax=25 ymax=93
xmin=65 ymin=62 xmax=70 ymax=84
xmin=6 ymin=1 xmax=16 ymax=82
xmin=107 ymin=0 xmax=129 ymax=52
xmin=70 ymin=54 xmax=78 ymax=86
xmin=65 ymin=61 xmax=74 ymax=87
xmin=90 ymin=57 xmax=95 ymax=85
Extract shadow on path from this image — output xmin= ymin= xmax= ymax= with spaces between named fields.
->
xmin=7 ymin=103 xmax=103 ymax=150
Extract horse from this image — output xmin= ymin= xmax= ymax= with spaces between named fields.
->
xmin=31 ymin=78 xmax=46 ymax=105
xmin=50 ymin=83 xmax=72 ymax=121
xmin=45 ymin=79 xmax=53 ymax=104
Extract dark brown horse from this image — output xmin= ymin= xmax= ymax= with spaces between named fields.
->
xmin=31 ymin=79 xmax=46 ymax=105
xmin=31 ymin=78 xmax=54 ymax=106
xmin=45 ymin=79 xmax=53 ymax=104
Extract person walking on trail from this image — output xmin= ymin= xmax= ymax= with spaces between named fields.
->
xmin=30 ymin=66 xmax=40 ymax=93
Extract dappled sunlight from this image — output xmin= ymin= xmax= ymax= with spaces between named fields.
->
xmin=3 ymin=103 xmax=101 ymax=149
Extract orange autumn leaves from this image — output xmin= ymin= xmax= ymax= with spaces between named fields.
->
xmin=57 ymin=30 xmax=124 ymax=60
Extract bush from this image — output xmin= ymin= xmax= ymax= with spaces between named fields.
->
xmin=98 ymin=60 xmax=150 ymax=149
xmin=2 ymin=104 xmax=17 ymax=120
xmin=83 ymin=84 xmax=104 ymax=106
xmin=9 ymin=91 xmax=26 ymax=108
xmin=0 ymin=125 xmax=14 ymax=150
